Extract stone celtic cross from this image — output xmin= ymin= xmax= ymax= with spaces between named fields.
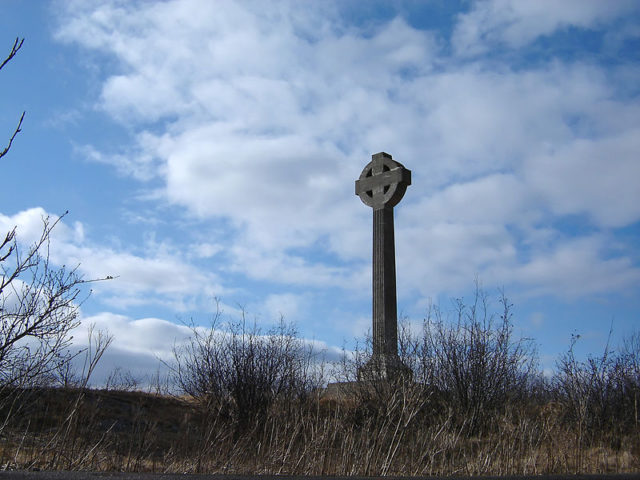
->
xmin=355 ymin=152 xmax=411 ymax=380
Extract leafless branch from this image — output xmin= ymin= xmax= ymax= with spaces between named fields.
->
xmin=0 ymin=111 xmax=25 ymax=160
xmin=0 ymin=37 xmax=23 ymax=72
xmin=0 ymin=38 xmax=26 ymax=160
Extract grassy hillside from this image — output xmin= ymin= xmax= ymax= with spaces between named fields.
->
xmin=0 ymin=383 xmax=637 ymax=476
xmin=1 ymin=296 xmax=638 ymax=475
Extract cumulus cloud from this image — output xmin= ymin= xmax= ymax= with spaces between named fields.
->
xmin=75 ymin=312 xmax=192 ymax=360
xmin=71 ymin=310 xmax=343 ymax=387
xmin=68 ymin=313 xmax=192 ymax=387
xmin=51 ymin=0 xmax=640 ymax=306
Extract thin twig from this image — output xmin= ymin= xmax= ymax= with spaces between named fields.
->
xmin=0 ymin=112 xmax=25 ymax=160
xmin=0 ymin=38 xmax=23 ymax=72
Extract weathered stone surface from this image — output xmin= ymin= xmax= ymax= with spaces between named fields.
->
xmin=355 ymin=152 xmax=411 ymax=381
xmin=355 ymin=152 xmax=411 ymax=210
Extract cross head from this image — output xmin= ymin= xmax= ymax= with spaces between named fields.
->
xmin=355 ymin=152 xmax=411 ymax=210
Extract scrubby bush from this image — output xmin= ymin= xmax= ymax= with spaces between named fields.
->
xmin=554 ymin=328 xmax=640 ymax=439
xmin=413 ymin=287 xmax=538 ymax=433
xmin=171 ymin=303 xmax=322 ymax=429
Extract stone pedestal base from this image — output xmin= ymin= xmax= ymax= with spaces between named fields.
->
xmin=323 ymin=381 xmax=361 ymax=400
xmin=357 ymin=353 xmax=412 ymax=382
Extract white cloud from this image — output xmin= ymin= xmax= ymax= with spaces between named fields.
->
xmin=0 ymin=207 xmax=52 ymax=245
xmin=75 ymin=312 xmax=192 ymax=360
xmin=52 ymin=0 xmax=640 ymax=305
xmin=68 ymin=312 xmax=193 ymax=387
xmin=397 ymin=221 xmax=517 ymax=297
xmin=228 ymin=242 xmax=367 ymax=290
xmin=405 ymin=173 xmax=531 ymax=225
xmin=510 ymin=235 xmax=640 ymax=298
xmin=525 ymin=129 xmax=640 ymax=228
xmin=0 ymin=208 xmax=223 ymax=310
xmin=77 ymin=140 xmax=165 ymax=181
xmin=191 ymin=242 xmax=223 ymax=259
xmin=73 ymin=246 xmax=221 ymax=310
xmin=452 ymin=0 xmax=639 ymax=56
xmin=262 ymin=293 xmax=306 ymax=321
xmin=71 ymin=310 xmax=344 ymax=386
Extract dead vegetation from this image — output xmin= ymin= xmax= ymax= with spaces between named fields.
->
xmin=0 ymin=290 xmax=638 ymax=475
xmin=0 ymin=375 xmax=637 ymax=475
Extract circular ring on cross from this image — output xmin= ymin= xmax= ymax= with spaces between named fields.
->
xmin=355 ymin=152 xmax=411 ymax=210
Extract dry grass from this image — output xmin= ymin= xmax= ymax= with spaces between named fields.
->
xmin=0 ymin=384 xmax=637 ymax=475
xmin=1 ymin=294 xmax=637 ymax=475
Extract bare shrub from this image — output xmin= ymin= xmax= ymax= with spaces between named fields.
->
xmin=105 ymin=367 xmax=140 ymax=392
xmin=331 ymin=285 xmax=538 ymax=437
xmin=417 ymin=286 xmax=538 ymax=433
xmin=554 ymin=328 xmax=640 ymax=442
xmin=621 ymin=330 xmax=640 ymax=429
xmin=171 ymin=302 xmax=322 ymax=428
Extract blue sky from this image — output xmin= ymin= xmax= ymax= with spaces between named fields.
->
xmin=1 ymin=0 xmax=639 ymax=383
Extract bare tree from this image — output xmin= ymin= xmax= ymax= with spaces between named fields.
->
xmin=1 ymin=214 xmax=90 ymax=387
xmin=0 ymin=38 xmax=110 ymax=389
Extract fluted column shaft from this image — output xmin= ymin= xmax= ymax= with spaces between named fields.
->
xmin=372 ymin=206 xmax=398 ymax=356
